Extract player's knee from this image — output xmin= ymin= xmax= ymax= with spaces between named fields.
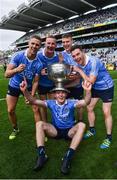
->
xmin=36 ymin=121 xmax=45 ymax=129
xmin=32 ymin=105 xmax=39 ymax=113
xmin=87 ymin=105 xmax=94 ymax=112
xmin=103 ymin=108 xmax=111 ymax=118
xmin=8 ymin=108 xmax=15 ymax=115
xmin=78 ymin=122 xmax=86 ymax=130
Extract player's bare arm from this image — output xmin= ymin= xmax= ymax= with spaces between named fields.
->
xmin=73 ymin=66 xmax=96 ymax=84
xmin=5 ymin=64 xmax=25 ymax=78
xmin=20 ymin=80 xmax=47 ymax=108
xmin=76 ymin=80 xmax=92 ymax=108
xmin=31 ymin=75 xmax=39 ymax=96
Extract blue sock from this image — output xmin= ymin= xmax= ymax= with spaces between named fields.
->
xmin=64 ymin=148 xmax=75 ymax=160
xmin=13 ymin=125 xmax=18 ymax=130
xmin=37 ymin=146 xmax=45 ymax=157
xmin=106 ymin=134 xmax=112 ymax=141
xmin=89 ymin=127 xmax=96 ymax=134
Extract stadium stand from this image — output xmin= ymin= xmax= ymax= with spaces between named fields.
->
xmin=0 ymin=0 xmax=117 ymax=67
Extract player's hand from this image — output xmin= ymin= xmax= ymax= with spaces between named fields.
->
xmin=66 ymin=73 xmax=78 ymax=80
xmin=67 ymin=66 xmax=78 ymax=80
xmin=20 ymin=79 xmax=27 ymax=92
xmin=16 ymin=64 xmax=26 ymax=73
xmin=24 ymin=97 xmax=30 ymax=105
xmin=82 ymin=80 xmax=92 ymax=91
xmin=72 ymin=66 xmax=80 ymax=73
xmin=41 ymin=68 xmax=48 ymax=75
xmin=58 ymin=52 xmax=64 ymax=63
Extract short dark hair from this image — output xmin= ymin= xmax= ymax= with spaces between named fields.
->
xmin=62 ymin=33 xmax=72 ymax=39
xmin=30 ymin=35 xmax=41 ymax=42
xmin=46 ymin=35 xmax=56 ymax=40
xmin=71 ymin=44 xmax=83 ymax=52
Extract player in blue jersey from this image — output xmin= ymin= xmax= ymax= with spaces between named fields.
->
xmin=71 ymin=44 xmax=114 ymax=149
xmin=5 ymin=35 xmax=43 ymax=140
xmin=62 ymin=33 xmax=76 ymax=65
xmin=38 ymin=35 xmax=60 ymax=122
xmin=61 ymin=33 xmax=84 ymax=122
xmin=20 ymin=79 xmax=92 ymax=174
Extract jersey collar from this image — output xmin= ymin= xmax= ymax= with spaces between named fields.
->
xmin=81 ymin=54 xmax=89 ymax=68
xmin=24 ymin=49 xmax=37 ymax=61
xmin=55 ymin=100 xmax=68 ymax=106
xmin=42 ymin=48 xmax=57 ymax=58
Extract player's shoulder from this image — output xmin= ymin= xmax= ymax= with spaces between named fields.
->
xmin=89 ymin=55 xmax=100 ymax=62
xmin=11 ymin=50 xmax=25 ymax=60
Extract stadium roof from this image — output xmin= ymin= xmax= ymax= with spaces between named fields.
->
xmin=0 ymin=0 xmax=117 ymax=32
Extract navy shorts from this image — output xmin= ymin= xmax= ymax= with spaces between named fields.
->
xmin=91 ymin=86 xmax=114 ymax=102
xmin=67 ymin=86 xmax=84 ymax=100
xmin=7 ymin=85 xmax=32 ymax=97
xmin=38 ymin=84 xmax=55 ymax=95
xmin=55 ymin=127 xmax=72 ymax=140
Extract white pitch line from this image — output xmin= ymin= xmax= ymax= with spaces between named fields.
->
xmin=0 ymin=95 xmax=23 ymax=101
xmin=0 ymin=98 xmax=6 ymax=101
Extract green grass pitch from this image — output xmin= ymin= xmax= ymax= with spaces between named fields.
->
xmin=0 ymin=66 xmax=117 ymax=179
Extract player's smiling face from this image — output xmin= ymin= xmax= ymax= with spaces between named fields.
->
xmin=55 ymin=91 xmax=67 ymax=104
xmin=62 ymin=37 xmax=73 ymax=52
xmin=45 ymin=37 xmax=56 ymax=55
xmin=71 ymin=48 xmax=85 ymax=66
xmin=28 ymin=38 xmax=41 ymax=55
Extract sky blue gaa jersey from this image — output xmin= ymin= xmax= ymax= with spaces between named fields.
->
xmin=62 ymin=50 xmax=77 ymax=66
xmin=9 ymin=50 xmax=43 ymax=89
xmin=38 ymin=49 xmax=60 ymax=87
xmin=62 ymin=50 xmax=82 ymax=88
xmin=77 ymin=55 xmax=114 ymax=90
xmin=46 ymin=99 xmax=78 ymax=129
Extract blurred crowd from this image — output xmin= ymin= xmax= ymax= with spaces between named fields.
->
xmin=1 ymin=6 xmax=117 ymax=69
xmin=17 ymin=6 xmax=117 ymax=43
xmin=86 ymin=47 xmax=117 ymax=69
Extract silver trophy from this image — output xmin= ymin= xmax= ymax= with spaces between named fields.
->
xmin=47 ymin=63 xmax=71 ymax=89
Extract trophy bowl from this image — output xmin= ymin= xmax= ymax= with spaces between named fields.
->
xmin=47 ymin=63 xmax=71 ymax=88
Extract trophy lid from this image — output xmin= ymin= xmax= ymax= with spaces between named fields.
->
xmin=50 ymin=87 xmax=70 ymax=93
